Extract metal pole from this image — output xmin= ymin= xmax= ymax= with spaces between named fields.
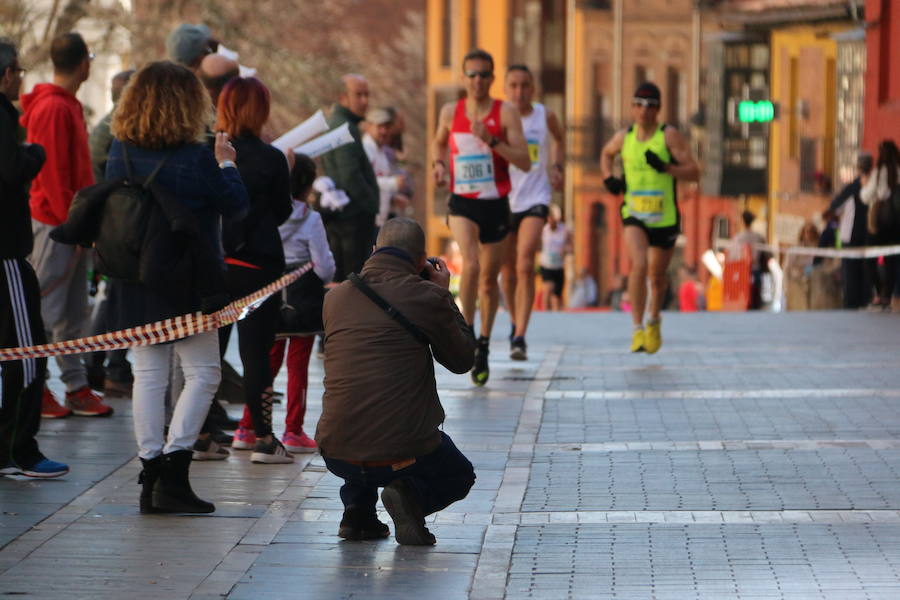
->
xmin=613 ymin=0 xmax=624 ymax=127
xmin=565 ymin=0 xmax=577 ymax=285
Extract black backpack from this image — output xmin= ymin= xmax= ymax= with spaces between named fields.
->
xmin=93 ymin=145 xmax=170 ymax=280
xmin=52 ymin=145 xmax=227 ymax=313
xmin=277 ymin=268 xmax=326 ymax=336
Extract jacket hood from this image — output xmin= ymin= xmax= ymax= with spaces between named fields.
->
xmin=361 ymin=250 xmax=419 ymax=279
xmin=20 ymin=84 xmax=78 ymax=127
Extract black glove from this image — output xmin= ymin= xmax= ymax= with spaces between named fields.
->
xmin=644 ymin=149 xmax=668 ymax=174
xmin=604 ymin=176 xmax=625 ymax=195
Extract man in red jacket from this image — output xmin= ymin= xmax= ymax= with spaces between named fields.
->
xmin=20 ymin=32 xmax=112 ymax=418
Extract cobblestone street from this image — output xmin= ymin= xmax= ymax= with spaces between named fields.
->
xmin=1 ymin=311 xmax=900 ymax=599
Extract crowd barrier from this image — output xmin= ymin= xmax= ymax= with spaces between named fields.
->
xmin=0 ymin=263 xmax=313 ymax=362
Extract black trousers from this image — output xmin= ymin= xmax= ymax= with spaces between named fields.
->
xmin=87 ymin=291 xmax=132 ymax=383
xmin=0 ymin=258 xmax=48 ymax=467
xmin=325 ymin=213 xmax=375 ymax=282
xmin=323 ymin=432 xmax=476 ymax=516
xmin=842 ymin=257 xmax=870 ymax=309
xmin=218 ymin=264 xmax=280 ymax=438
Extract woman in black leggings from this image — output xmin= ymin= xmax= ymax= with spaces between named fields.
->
xmin=215 ymin=76 xmax=293 ymax=463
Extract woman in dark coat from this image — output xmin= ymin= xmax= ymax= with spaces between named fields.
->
xmin=213 ymin=77 xmax=295 ymax=463
xmin=105 ymin=61 xmax=248 ymax=513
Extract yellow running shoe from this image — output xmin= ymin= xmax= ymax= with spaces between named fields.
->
xmin=644 ymin=320 xmax=662 ymax=354
xmin=630 ymin=328 xmax=645 ymax=353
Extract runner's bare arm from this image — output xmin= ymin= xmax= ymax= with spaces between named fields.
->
xmin=663 ymin=127 xmax=700 ymax=182
xmin=547 ymin=109 xmax=565 ymax=190
xmin=496 ymin=103 xmax=532 ymax=172
xmin=432 ymin=103 xmax=454 ymax=186
xmin=599 ymin=130 xmax=626 ymax=180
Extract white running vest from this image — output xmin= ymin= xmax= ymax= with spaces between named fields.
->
xmin=540 ymin=223 xmax=568 ymax=270
xmin=509 ymin=103 xmax=552 ymax=213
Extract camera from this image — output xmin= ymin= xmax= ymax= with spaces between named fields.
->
xmin=420 ymin=257 xmax=440 ymax=280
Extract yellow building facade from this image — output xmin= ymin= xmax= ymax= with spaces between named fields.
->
xmin=767 ymin=23 xmax=852 ymax=243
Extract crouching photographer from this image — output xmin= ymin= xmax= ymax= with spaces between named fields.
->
xmin=315 ymin=217 xmax=476 ymax=545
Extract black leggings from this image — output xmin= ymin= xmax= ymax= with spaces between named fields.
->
xmin=219 ymin=264 xmax=281 ymax=438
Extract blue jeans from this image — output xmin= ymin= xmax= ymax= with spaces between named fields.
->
xmin=323 ymin=432 xmax=476 ymax=516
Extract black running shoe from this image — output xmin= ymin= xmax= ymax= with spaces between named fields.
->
xmin=471 ymin=336 xmax=490 ymax=387
xmin=510 ymin=336 xmax=527 ymax=361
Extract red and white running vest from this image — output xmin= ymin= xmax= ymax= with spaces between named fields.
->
xmin=449 ymin=99 xmax=511 ymax=199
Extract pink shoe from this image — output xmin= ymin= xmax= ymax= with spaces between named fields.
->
xmin=231 ymin=426 xmax=257 ymax=450
xmin=283 ymin=431 xmax=317 ymax=454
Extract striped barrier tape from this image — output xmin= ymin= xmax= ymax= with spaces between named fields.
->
xmin=781 ymin=243 xmax=900 ymax=259
xmin=716 ymin=241 xmax=900 ymax=259
xmin=0 ymin=262 xmax=313 ymax=362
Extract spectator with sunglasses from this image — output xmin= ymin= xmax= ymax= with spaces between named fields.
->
xmin=600 ymin=82 xmax=700 ymax=354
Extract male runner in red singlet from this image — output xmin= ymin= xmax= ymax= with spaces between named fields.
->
xmin=432 ymin=49 xmax=531 ymax=386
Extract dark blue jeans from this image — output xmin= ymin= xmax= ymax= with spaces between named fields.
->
xmin=323 ymin=432 xmax=476 ymax=516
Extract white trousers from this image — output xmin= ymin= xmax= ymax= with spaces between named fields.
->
xmin=132 ymin=330 xmax=221 ymax=459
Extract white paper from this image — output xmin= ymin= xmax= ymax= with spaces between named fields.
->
xmin=293 ymin=122 xmax=354 ymax=158
xmin=271 ymin=110 xmax=329 ymax=152
xmin=238 ymin=64 xmax=257 ymax=78
xmin=216 ymin=44 xmax=239 ymax=61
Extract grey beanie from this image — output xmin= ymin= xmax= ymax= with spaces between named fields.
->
xmin=166 ymin=23 xmax=211 ymax=66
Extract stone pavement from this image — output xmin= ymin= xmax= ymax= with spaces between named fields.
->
xmin=1 ymin=311 xmax=900 ymax=599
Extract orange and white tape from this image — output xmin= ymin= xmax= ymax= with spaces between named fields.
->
xmin=0 ymin=263 xmax=313 ymax=362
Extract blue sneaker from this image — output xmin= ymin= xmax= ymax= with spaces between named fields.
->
xmin=2 ymin=458 xmax=69 ymax=478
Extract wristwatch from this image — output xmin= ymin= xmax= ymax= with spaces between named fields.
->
xmin=488 ymin=136 xmax=500 ymax=148
xmin=218 ymin=159 xmax=236 ymax=170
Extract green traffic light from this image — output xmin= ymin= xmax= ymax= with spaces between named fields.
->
xmin=738 ymin=100 xmax=774 ymax=123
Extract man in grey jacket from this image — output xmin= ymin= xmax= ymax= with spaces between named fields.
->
xmin=321 ymin=74 xmax=379 ymax=281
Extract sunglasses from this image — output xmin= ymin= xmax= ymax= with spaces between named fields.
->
xmin=465 ymin=70 xmax=493 ymax=80
xmin=633 ymin=98 xmax=660 ymax=108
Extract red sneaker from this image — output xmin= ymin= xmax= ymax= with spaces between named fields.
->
xmin=65 ymin=386 xmax=114 ymax=417
xmin=41 ymin=388 xmax=72 ymax=419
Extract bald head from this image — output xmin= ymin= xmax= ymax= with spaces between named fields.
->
xmin=339 ymin=73 xmax=370 ymax=118
xmin=199 ymin=54 xmax=239 ymax=105
xmin=110 ymin=69 xmax=135 ymax=103
xmin=375 ymin=217 xmax=425 ymax=261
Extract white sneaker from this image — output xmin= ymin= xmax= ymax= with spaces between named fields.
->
xmin=250 ymin=437 xmax=294 ymax=464
xmin=192 ymin=438 xmax=229 ymax=461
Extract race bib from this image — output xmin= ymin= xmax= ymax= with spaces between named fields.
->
xmin=629 ymin=190 xmax=664 ymax=223
xmin=527 ymin=138 xmax=540 ymax=166
xmin=454 ymin=154 xmax=494 ymax=194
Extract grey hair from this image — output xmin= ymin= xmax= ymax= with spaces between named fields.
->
xmin=0 ymin=39 xmax=17 ymax=73
xmin=375 ymin=217 xmax=425 ymax=259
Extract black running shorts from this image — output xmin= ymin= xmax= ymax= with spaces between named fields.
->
xmin=621 ymin=216 xmax=680 ymax=249
xmin=448 ymin=195 xmax=511 ymax=244
xmin=539 ymin=267 xmax=565 ymax=297
xmin=509 ymin=203 xmax=549 ymax=234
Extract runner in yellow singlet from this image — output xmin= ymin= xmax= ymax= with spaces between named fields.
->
xmin=600 ymin=82 xmax=700 ymax=354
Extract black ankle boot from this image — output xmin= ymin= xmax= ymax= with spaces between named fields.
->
xmin=138 ymin=455 xmax=164 ymax=514
xmin=338 ymin=507 xmax=390 ymax=540
xmin=152 ymin=450 xmax=215 ymax=514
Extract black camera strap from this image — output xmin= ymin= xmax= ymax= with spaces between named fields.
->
xmin=348 ymin=273 xmax=430 ymax=346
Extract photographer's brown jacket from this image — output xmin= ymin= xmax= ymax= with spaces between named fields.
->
xmin=315 ymin=251 xmax=476 ymax=461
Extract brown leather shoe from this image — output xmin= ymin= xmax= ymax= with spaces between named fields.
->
xmin=102 ymin=378 xmax=133 ymax=398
